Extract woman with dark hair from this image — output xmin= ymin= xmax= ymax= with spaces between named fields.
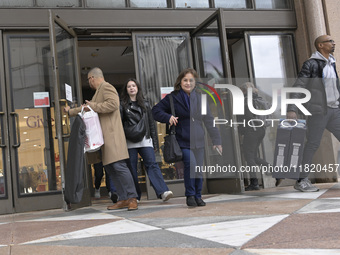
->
xmin=120 ymin=78 xmax=173 ymax=202
xmin=152 ymin=68 xmax=222 ymax=207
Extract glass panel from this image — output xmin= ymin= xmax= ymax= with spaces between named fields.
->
xmin=130 ymin=0 xmax=167 ymax=8
xmin=255 ymin=0 xmax=290 ymax=9
xmin=0 ymin=94 xmax=4 ymax=196
xmin=194 ymin=21 xmax=224 ymax=81
xmin=86 ymin=0 xmax=125 ymax=8
xmin=36 ymin=0 xmax=80 ymax=7
xmin=175 ymin=0 xmax=209 ymax=8
xmin=7 ymin=35 xmax=61 ymax=194
xmin=215 ymin=0 xmax=251 ymax=9
xmin=54 ymin=22 xmax=79 ymax=185
xmin=0 ymin=0 xmax=33 ymax=7
xmin=135 ymin=34 xmax=190 ymax=181
xmin=248 ymin=34 xmax=296 ymax=166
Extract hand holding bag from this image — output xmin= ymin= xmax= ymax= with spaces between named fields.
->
xmin=163 ymin=94 xmax=183 ymax=163
xmin=79 ymin=105 xmax=104 ymax=153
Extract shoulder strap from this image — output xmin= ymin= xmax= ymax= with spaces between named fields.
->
xmin=169 ymin=94 xmax=176 ymax=134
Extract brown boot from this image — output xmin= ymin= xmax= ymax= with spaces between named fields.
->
xmin=127 ymin=198 xmax=138 ymax=211
xmin=107 ymin=200 xmax=129 ymax=210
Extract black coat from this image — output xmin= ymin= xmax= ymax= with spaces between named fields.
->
xmin=152 ymin=89 xmax=221 ymax=149
xmin=120 ymin=100 xmax=159 ymax=149
xmin=64 ymin=115 xmax=86 ymax=204
xmin=288 ymin=58 xmax=340 ymax=115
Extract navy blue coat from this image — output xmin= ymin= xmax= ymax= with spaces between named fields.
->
xmin=152 ymin=89 xmax=221 ymax=149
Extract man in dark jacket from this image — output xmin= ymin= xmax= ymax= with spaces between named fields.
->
xmin=287 ymin=35 xmax=339 ymax=192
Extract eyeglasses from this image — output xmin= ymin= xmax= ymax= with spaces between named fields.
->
xmin=322 ymin=40 xmax=335 ymax=44
xmin=87 ymin=76 xmax=94 ymax=81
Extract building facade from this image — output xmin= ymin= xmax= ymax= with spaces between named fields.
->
xmin=0 ymin=0 xmax=338 ymax=214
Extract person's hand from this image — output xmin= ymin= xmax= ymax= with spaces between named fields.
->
xmin=213 ymin=145 xmax=223 ymax=155
xmin=169 ymin=115 xmax=178 ymax=126
xmin=64 ymin=105 xmax=70 ymax=113
xmin=81 ymin=104 xmax=90 ymax=112
xmin=287 ymin=111 xmax=297 ymax=120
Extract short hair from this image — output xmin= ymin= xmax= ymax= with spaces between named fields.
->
xmin=89 ymin=67 xmax=104 ymax=78
xmin=314 ymin=35 xmax=329 ymax=50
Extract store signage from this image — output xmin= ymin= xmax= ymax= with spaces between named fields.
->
xmin=33 ymin=92 xmax=50 ymax=108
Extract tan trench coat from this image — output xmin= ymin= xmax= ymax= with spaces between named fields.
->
xmin=69 ymin=81 xmax=129 ymax=166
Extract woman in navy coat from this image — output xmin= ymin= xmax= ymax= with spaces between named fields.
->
xmin=152 ymin=68 xmax=222 ymax=207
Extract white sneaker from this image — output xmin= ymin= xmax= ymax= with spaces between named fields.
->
xmin=94 ymin=188 xmax=100 ymax=198
xmin=161 ymin=191 xmax=173 ymax=201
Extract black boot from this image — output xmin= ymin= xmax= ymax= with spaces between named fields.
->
xmin=245 ymin=178 xmax=260 ymax=191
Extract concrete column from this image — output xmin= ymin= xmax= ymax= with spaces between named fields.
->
xmin=302 ymin=0 xmax=338 ymax=183
xmin=303 ymin=0 xmax=327 ymax=52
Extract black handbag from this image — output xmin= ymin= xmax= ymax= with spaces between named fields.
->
xmin=163 ymin=94 xmax=183 ymax=163
xmin=124 ymin=114 xmax=146 ymax=143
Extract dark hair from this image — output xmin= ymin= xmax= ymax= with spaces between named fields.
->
xmin=174 ymin=68 xmax=199 ymax=91
xmin=120 ymin=78 xmax=146 ymax=111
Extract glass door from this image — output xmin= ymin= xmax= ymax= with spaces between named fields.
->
xmin=191 ymin=9 xmax=244 ymax=193
xmin=49 ymin=11 xmax=91 ymax=209
xmin=0 ymin=30 xmax=13 ymax=214
xmin=0 ymin=31 xmax=64 ymax=214
xmin=133 ymin=32 xmax=192 ymax=198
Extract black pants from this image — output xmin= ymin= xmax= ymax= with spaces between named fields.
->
xmin=242 ymin=127 xmax=269 ymax=179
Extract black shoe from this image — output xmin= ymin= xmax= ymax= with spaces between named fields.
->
xmin=275 ymin=178 xmax=283 ymax=187
xmin=195 ymin=197 xmax=206 ymax=206
xmin=110 ymin=192 xmax=119 ymax=203
xmin=186 ymin=196 xmax=197 ymax=207
xmin=245 ymin=184 xmax=260 ymax=191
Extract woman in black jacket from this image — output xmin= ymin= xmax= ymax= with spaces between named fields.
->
xmin=120 ymin=78 xmax=173 ymax=202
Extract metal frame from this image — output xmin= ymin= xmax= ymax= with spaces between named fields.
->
xmin=49 ymin=10 xmax=89 ymax=210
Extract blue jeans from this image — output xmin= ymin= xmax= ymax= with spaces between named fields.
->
xmin=300 ymin=107 xmax=340 ymax=179
xmin=128 ymin=147 xmax=169 ymax=199
xmin=182 ymin=147 xmax=205 ymax=198
xmin=93 ymin=162 xmax=116 ymax=193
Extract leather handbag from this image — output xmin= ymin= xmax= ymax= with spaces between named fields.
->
xmin=124 ymin=113 xmax=146 ymax=143
xmin=163 ymin=94 xmax=183 ymax=163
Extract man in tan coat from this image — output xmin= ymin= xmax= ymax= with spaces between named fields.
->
xmin=65 ymin=67 xmax=138 ymax=211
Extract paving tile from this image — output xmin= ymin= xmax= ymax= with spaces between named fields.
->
xmin=24 ymin=219 xmax=159 ymax=244
xmin=0 ymin=219 xmax=117 ymax=245
xmin=131 ymin=199 xmax=312 ymax=218
xmin=8 ymin=246 xmax=235 ymax=255
xmin=168 ymin=215 xmax=288 ymax=247
xmin=28 ymin=229 xmax=229 ymax=248
xmin=243 ymin=213 xmax=340 ymax=249
xmin=296 ymin=199 xmax=340 ymax=214
xmin=245 ymin=249 xmax=340 ymax=254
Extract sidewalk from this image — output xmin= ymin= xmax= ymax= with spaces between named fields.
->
xmin=1 ymin=182 xmax=340 ymax=255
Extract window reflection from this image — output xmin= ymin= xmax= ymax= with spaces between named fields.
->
xmin=36 ymin=0 xmax=80 ymax=7
xmin=215 ymin=0 xmax=250 ymax=9
xmin=248 ymin=33 xmax=296 ymax=167
xmin=176 ymin=0 xmax=209 ymax=8
xmin=0 ymin=0 xmax=33 ymax=7
xmin=130 ymin=0 xmax=167 ymax=8
xmin=86 ymin=0 xmax=125 ymax=8
xmin=255 ymin=0 xmax=291 ymax=9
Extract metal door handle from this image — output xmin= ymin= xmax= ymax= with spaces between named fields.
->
xmin=0 ymin=112 xmax=5 ymax=148
xmin=10 ymin=112 xmax=21 ymax=148
xmin=60 ymin=99 xmax=71 ymax=138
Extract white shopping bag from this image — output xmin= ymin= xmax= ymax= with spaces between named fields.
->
xmin=79 ymin=106 xmax=104 ymax=153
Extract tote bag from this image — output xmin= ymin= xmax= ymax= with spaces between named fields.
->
xmin=79 ymin=106 xmax=104 ymax=153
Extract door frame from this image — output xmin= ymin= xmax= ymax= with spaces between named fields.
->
xmin=190 ymin=9 xmax=244 ymax=193
xmin=48 ymin=10 xmax=91 ymax=209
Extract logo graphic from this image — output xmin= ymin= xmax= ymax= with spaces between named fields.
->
xmin=196 ymin=81 xmax=222 ymax=107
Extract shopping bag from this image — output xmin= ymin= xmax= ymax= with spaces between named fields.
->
xmin=79 ymin=106 xmax=104 ymax=153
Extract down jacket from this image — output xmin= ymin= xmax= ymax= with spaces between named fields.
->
xmin=288 ymin=55 xmax=340 ymax=115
